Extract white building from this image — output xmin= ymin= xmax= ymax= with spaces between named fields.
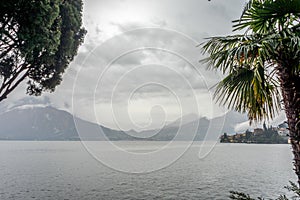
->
xmin=277 ymin=122 xmax=289 ymax=137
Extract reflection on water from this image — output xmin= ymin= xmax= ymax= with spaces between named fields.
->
xmin=0 ymin=141 xmax=295 ymax=199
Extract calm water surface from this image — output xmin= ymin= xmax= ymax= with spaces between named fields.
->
xmin=0 ymin=141 xmax=296 ymax=199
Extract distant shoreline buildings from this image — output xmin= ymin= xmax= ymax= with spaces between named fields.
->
xmin=220 ymin=122 xmax=289 ymax=144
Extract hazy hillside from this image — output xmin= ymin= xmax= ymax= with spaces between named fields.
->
xmin=0 ymin=106 xmax=247 ymax=141
xmin=133 ymin=111 xmax=248 ymax=141
xmin=0 ymin=106 xmax=132 ymax=141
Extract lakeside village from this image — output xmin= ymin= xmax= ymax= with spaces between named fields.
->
xmin=220 ymin=122 xmax=290 ymax=144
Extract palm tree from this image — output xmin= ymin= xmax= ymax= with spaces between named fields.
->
xmin=201 ymin=0 xmax=300 ymax=184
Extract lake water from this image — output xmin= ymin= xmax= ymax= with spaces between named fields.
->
xmin=0 ymin=141 xmax=296 ymax=199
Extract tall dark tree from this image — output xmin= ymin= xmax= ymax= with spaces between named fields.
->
xmin=201 ymin=0 xmax=300 ymax=184
xmin=0 ymin=0 xmax=86 ymax=101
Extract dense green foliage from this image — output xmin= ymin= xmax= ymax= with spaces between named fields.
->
xmin=0 ymin=0 xmax=86 ymax=101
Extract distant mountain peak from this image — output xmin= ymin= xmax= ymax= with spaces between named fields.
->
xmin=168 ymin=113 xmax=201 ymax=127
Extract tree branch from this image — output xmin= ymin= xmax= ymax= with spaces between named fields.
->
xmin=0 ymin=68 xmax=29 ymax=102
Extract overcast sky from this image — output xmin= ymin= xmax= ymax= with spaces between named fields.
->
xmin=4 ymin=0 xmax=287 ymax=131
xmin=75 ymin=0 xmax=247 ymax=130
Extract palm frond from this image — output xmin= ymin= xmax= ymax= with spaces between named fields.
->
xmin=200 ymin=0 xmax=300 ymax=123
xmin=233 ymin=0 xmax=300 ymax=33
xmin=214 ymin=65 xmax=280 ymax=122
xmin=201 ymin=34 xmax=277 ymax=73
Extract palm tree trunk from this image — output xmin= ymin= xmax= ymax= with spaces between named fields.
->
xmin=277 ymin=64 xmax=300 ymax=185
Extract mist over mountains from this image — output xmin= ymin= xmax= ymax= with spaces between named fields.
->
xmin=0 ymin=106 xmax=247 ymax=141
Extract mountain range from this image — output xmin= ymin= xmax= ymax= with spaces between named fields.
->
xmin=0 ymin=106 xmax=247 ymax=141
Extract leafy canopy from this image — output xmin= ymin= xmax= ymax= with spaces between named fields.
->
xmin=0 ymin=0 xmax=86 ymax=101
xmin=201 ymin=0 xmax=300 ymax=122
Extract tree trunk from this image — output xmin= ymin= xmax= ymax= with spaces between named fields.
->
xmin=277 ymin=63 xmax=300 ymax=185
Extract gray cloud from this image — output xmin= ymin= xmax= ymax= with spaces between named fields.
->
xmin=5 ymin=0 xmax=253 ymax=130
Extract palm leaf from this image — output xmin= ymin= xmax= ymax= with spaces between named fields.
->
xmin=200 ymin=0 xmax=300 ymax=122
xmin=233 ymin=0 xmax=300 ymax=33
xmin=214 ymin=65 xmax=280 ymax=122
